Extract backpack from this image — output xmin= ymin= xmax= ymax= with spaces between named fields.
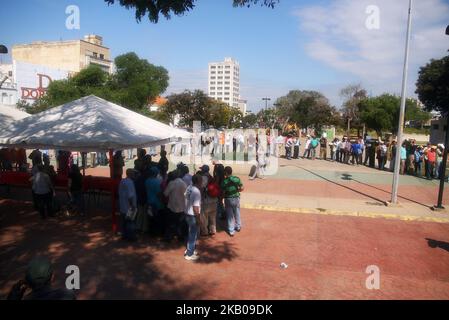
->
xmin=207 ymin=181 xmax=220 ymax=198
xmin=311 ymin=139 xmax=318 ymax=148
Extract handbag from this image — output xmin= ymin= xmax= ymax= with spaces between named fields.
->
xmin=126 ymin=207 xmax=137 ymax=221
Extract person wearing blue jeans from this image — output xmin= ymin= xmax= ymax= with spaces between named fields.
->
xmin=184 ymin=174 xmax=203 ymax=261
xmin=225 ymin=197 xmax=241 ymax=235
xmin=221 ymin=166 xmax=244 ymax=237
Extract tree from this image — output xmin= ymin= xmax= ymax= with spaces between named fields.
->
xmin=339 ymin=84 xmax=367 ymax=134
xmin=416 ymin=55 xmax=449 ymax=117
xmin=274 ymin=90 xmax=340 ymax=131
xmin=105 ymin=0 xmax=279 ymax=23
xmin=161 ymin=90 xmax=243 ymax=128
xmin=30 ymin=52 xmax=169 ymax=114
xmin=358 ymin=94 xmax=426 ymax=137
xmin=241 ymin=113 xmax=258 ymax=128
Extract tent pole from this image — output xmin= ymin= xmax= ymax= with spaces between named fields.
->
xmin=109 ymin=149 xmax=117 ymax=233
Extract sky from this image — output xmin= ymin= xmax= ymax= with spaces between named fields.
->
xmin=1 ymin=0 xmax=448 ymax=112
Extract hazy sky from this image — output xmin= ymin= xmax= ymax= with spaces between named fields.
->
xmin=1 ymin=0 xmax=448 ymax=112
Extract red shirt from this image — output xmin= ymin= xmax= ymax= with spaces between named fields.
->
xmin=427 ymin=149 xmax=436 ymax=163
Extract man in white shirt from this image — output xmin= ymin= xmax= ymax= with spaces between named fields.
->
xmin=184 ymin=174 xmax=202 ymax=261
xmin=118 ymin=169 xmax=137 ymax=241
xmin=163 ymin=171 xmax=187 ymax=242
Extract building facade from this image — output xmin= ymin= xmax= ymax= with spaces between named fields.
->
xmin=208 ymin=57 xmax=240 ymax=109
xmin=12 ymin=35 xmax=113 ymax=74
xmin=0 ymin=35 xmax=112 ymax=106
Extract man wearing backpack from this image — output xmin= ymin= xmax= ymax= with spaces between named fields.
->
xmin=221 ymin=166 xmax=244 ymax=237
xmin=199 ymin=165 xmax=218 ymax=236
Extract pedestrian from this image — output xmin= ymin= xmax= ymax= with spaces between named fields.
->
xmin=221 ymin=166 xmax=244 ymax=237
xmin=134 ymin=169 xmax=149 ymax=233
xmin=426 ymin=146 xmax=437 ymax=180
xmin=302 ymin=135 xmax=311 ymax=159
xmin=389 ymin=141 xmax=397 ymax=172
xmin=378 ymin=142 xmax=387 ymax=170
xmin=400 ymin=143 xmax=407 ymax=175
xmin=184 ymin=174 xmax=203 ymax=261
xmin=293 ymin=136 xmax=301 ymax=159
xmin=285 ymin=135 xmax=293 ymax=160
xmin=145 ymin=167 xmax=164 ymax=235
xmin=163 ymin=170 xmax=188 ymax=242
xmin=414 ymin=146 xmax=424 ymax=177
xmin=213 ymin=163 xmax=226 ymax=220
xmin=436 ymin=144 xmax=444 ymax=179
xmin=68 ymin=164 xmax=84 ymax=216
xmin=198 ymin=165 xmax=218 ymax=236
xmin=113 ymin=151 xmax=125 ymax=180
xmin=158 ymin=150 xmax=169 ymax=179
xmin=118 ymin=169 xmax=137 ymax=241
xmin=29 ymin=149 xmax=43 ymax=166
xmin=319 ymin=135 xmax=328 ymax=160
xmin=31 ymin=164 xmax=55 ymax=219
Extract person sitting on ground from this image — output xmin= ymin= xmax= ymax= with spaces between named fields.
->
xmin=7 ymin=256 xmax=76 ymax=300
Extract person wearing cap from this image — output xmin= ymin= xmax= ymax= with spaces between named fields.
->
xmin=414 ymin=146 xmax=424 ymax=177
xmin=7 ymin=256 xmax=76 ymax=300
xmin=198 ymin=165 xmax=217 ymax=236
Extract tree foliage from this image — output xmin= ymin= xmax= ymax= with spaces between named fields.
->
xmin=274 ymin=90 xmax=340 ymax=130
xmin=26 ymin=52 xmax=169 ymax=115
xmin=358 ymin=94 xmax=431 ymax=136
xmin=339 ymin=83 xmax=367 ymax=130
xmin=160 ymin=90 xmax=243 ymax=128
xmin=105 ymin=0 xmax=279 ymax=23
xmin=416 ymin=55 xmax=449 ymax=117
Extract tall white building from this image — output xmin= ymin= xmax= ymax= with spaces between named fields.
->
xmin=208 ymin=57 xmax=240 ymax=109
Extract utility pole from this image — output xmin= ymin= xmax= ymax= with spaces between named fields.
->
xmin=391 ymin=0 xmax=413 ymax=204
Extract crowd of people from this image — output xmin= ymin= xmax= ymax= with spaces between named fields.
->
xmin=117 ymin=148 xmax=244 ymax=261
xmin=277 ymin=133 xmax=447 ymax=180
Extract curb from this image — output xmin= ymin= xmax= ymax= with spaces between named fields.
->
xmin=241 ymin=203 xmax=449 ymax=224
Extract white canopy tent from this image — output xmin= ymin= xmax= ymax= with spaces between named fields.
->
xmin=0 ymin=104 xmax=31 ymax=130
xmin=0 ymin=95 xmax=191 ymax=152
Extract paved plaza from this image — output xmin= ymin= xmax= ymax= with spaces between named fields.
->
xmin=1 ymin=157 xmax=449 ymax=299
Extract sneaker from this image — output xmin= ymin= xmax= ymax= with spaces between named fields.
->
xmin=184 ymin=249 xmax=198 ymax=256
xmin=235 ymin=228 xmax=241 ymax=232
xmin=228 ymin=232 xmax=235 ymax=237
xmin=184 ymin=253 xmax=199 ymax=261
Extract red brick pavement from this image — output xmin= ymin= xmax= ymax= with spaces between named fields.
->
xmin=1 ymin=198 xmax=449 ymax=299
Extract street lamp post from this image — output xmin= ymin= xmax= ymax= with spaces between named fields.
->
xmin=391 ymin=0 xmax=413 ymax=204
xmin=262 ymin=97 xmax=271 ymax=110
xmin=434 ymin=25 xmax=449 ymax=210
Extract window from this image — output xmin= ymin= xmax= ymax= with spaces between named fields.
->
xmin=218 ymin=71 xmax=223 ymax=74
xmin=210 ymin=65 xmax=216 ymax=69
xmin=225 ymin=76 xmax=230 ymax=79
xmin=225 ymin=71 xmax=230 ymax=74
xmin=211 ymin=71 xmax=216 ymax=74
xmin=210 ymin=87 xmax=215 ymax=90
xmin=218 ymin=65 xmax=222 ymax=69
xmin=217 ymin=81 xmax=223 ymax=85
xmin=210 ymin=81 xmax=215 ymax=85
xmin=8 ymin=71 xmax=12 ymax=77
xmin=224 ymin=92 xmax=229 ymax=95
xmin=225 ymin=81 xmax=230 ymax=85
xmin=218 ymin=76 xmax=223 ymax=79
xmin=100 ymin=54 xmax=104 ymax=60
xmin=224 ymin=97 xmax=229 ymax=101
xmin=225 ymin=87 xmax=230 ymax=90
xmin=93 ymin=52 xmax=98 ymax=58
xmin=210 ymin=76 xmax=215 ymax=80
xmin=225 ymin=65 xmax=230 ymax=69
xmin=217 ymin=87 xmax=223 ymax=91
